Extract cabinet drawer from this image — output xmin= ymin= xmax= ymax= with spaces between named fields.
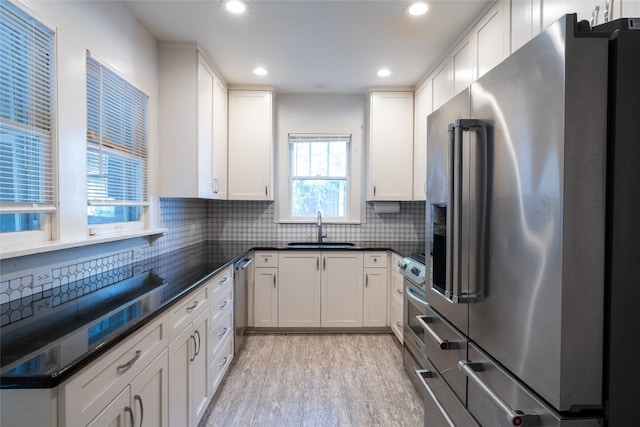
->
xmin=210 ymin=334 xmax=234 ymax=392
xmin=391 ymin=271 xmax=404 ymax=306
xmin=391 ymin=299 xmax=403 ymax=341
xmin=364 ymin=251 xmax=388 ymax=268
xmin=209 ymin=306 xmax=233 ymax=356
xmin=209 ymin=266 xmax=233 ymax=299
xmin=254 ymin=251 xmax=278 ymax=267
xmin=60 ymin=316 xmax=167 ymax=426
xmin=391 ymin=252 xmax=403 ymax=273
xmin=168 ymin=285 xmax=209 ymax=341
xmin=210 ymin=286 xmax=233 ymax=326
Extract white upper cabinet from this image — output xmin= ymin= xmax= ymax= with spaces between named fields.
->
xmin=228 ymin=90 xmax=274 ymax=200
xmin=413 ymin=80 xmax=432 ymax=201
xmin=432 ymin=60 xmax=453 ymax=112
xmin=367 ymin=91 xmax=414 ymax=201
xmin=475 ymin=1 xmax=510 ymax=79
xmin=158 ymin=43 xmax=227 ymax=199
xmin=453 ymin=37 xmax=476 ymax=96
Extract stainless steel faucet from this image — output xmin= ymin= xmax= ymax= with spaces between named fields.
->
xmin=317 ymin=211 xmax=327 ymax=243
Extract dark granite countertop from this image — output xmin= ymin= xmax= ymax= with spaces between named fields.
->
xmin=0 ymin=240 xmax=422 ymax=389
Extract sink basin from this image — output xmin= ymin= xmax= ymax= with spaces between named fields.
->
xmin=287 ymin=242 xmax=356 ymax=248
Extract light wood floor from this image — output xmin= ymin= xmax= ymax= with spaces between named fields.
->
xmin=199 ymin=333 xmax=424 ymax=427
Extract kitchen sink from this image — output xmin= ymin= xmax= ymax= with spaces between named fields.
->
xmin=286 ymin=242 xmax=356 ymax=248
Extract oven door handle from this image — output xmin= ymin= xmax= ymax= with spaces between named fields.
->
xmin=405 ymin=286 xmax=428 ymax=307
xmin=415 ymin=369 xmax=457 ymax=427
xmin=416 ymin=315 xmax=459 ymax=350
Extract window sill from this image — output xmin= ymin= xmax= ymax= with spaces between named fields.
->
xmin=277 ymin=219 xmax=362 ymax=225
xmin=0 ymin=228 xmax=167 ymax=260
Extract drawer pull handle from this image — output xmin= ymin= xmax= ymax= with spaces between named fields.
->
xmin=190 ymin=335 xmax=197 ymax=362
xmin=125 ymin=406 xmax=135 ymax=427
xmin=397 ymin=289 xmax=404 ymax=294
xmin=134 ymin=395 xmax=144 ymax=427
xmin=396 ymin=321 xmax=402 ymax=328
xmin=219 ymin=277 xmax=228 ymax=285
xmin=218 ymin=300 xmax=229 ymax=310
xmin=195 ymin=330 xmax=201 ymax=356
xmin=218 ymin=356 xmax=229 ymax=367
xmin=117 ymin=350 xmax=141 ymax=374
xmin=186 ymin=301 xmax=198 ymax=313
xmin=218 ymin=327 xmax=228 ymax=337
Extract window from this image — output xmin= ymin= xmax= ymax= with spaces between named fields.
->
xmin=288 ymin=134 xmax=350 ymax=219
xmin=86 ymin=55 xmax=148 ymax=232
xmin=0 ymin=2 xmax=55 ymax=238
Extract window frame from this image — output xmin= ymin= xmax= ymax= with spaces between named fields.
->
xmin=0 ymin=0 xmax=57 ymax=247
xmin=85 ymin=53 xmax=149 ymax=236
xmin=279 ymin=132 xmax=363 ymax=224
xmin=288 ymin=134 xmax=351 ymax=221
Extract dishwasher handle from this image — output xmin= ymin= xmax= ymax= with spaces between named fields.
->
xmin=235 ymin=258 xmax=254 ymax=270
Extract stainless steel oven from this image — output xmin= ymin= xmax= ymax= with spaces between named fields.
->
xmin=400 ymin=254 xmax=427 ymax=398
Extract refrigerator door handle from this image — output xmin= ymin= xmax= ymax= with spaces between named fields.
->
xmin=447 ymin=119 xmax=487 ymax=304
xmin=459 ymin=360 xmax=530 ymax=426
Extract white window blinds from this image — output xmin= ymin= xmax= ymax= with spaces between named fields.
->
xmin=0 ymin=2 xmax=56 ymax=228
xmin=86 ymin=55 xmax=148 ymax=225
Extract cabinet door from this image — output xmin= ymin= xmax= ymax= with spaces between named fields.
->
xmin=542 ymin=0 xmax=597 ymax=30
xmin=211 ymin=77 xmax=227 ymax=199
xmin=432 ymin=61 xmax=453 ymax=111
xmin=476 ymin=1 xmax=510 ymax=79
xmin=192 ymin=309 xmax=211 ymax=425
xmin=413 ymin=81 xmax=431 ymax=201
xmin=453 ymin=37 xmax=476 ymax=95
xmin=130 ymin=350 xmax=169 ymax=427
xmin=168 ymin=325 xmax=193 ymax=427
xmin=254 ymin=267 xmax=279 ymax=327
xmin=197 ymin=57 xmax=215 ymax=198
xmin=368 ymin=92 xmax=414 ymax=201
xmin=87 ymin=387 xmax=130 ymax=427
xmin=321 ymin=252 xmax=364 ymax=327
xmin=228 ymin=90 xmax=273 ymax=200
xmin=278 ymin=252 xmax=321 ymax=327
xmin=363 ymin=267 xmax=388 ymax=327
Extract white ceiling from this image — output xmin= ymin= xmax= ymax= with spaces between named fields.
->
xmin=123 ymin=0 xmax=494 ymax=94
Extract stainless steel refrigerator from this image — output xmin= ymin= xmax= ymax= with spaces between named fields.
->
xmin=420 ymin=14 xmax=640 ymax=426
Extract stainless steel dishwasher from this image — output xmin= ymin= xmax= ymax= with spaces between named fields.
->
xmin=233 ymin=257 xmax=253 ymax=354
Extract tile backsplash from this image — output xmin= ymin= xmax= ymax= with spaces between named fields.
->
xmin=208 ymin=200 xmax=425 ymax=243
xmin=1 ymin=198 xmax=424 ymax=323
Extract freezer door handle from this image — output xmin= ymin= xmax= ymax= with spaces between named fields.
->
xmin=459 ymin=360 xmax=530 ymax=426
xmin=416 ymin=315 xmax=460 ymax=350
xmin=415 ymin=369 xmax=457 ymax=427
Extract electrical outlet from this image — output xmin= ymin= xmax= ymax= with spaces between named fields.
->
xmin=32 ymin=297 xmax=53 ymax=315
xmin=132 ymin=247 xmax=143 ymax=260
xmin=32 ymin=268 xmax=53 ymax=287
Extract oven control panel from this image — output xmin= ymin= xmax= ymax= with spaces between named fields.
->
xmin=401 ymin=257 xmax=426 ymax=287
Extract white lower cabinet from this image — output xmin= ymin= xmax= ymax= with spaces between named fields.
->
xmin=89 ymin=349 xmax=169 ymax=427
xmin=254 ymin=267 xmax=279 ymax=327
xmin=321 ymin=252 xmax=364 ymax=327
xmin=168 ymin=307 xmax=211 ymax=427
xmin=59 ymin=316 xmax=168 ymax=427
xmin=390 ymin=252 xmax=405 ymax=343
xmin=278 ymin=251 xmax=321 ymax=327
xmin=257 ymin=251 xmax=389 ymax=329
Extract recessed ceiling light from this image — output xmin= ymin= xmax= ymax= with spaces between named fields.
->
xmin=377 ymin=68 xmax=391 ymax=77
xmin=225 ymin=0 xmax=248 ymax=14
xmin=253 ymin=67 xmax=268 ymax=76
xmin=406 ymin=2 xmax=429 ymax=16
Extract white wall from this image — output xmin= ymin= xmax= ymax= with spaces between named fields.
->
xmin=13 ymin=0 xmax=159 ymax=245
xmin=275 ymin=94 xmax=365 ymax=223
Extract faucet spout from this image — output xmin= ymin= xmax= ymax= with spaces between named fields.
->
xmin=317 ymin=211 xmax=326 ymax=243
